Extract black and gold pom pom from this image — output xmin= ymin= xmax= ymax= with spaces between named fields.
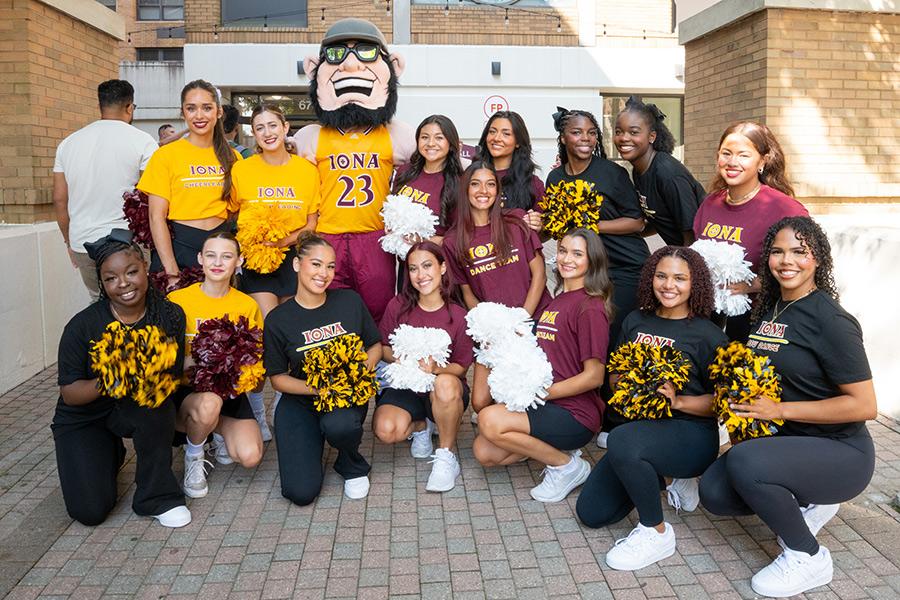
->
xmin=709 ymin=341 xmax=783 ymax=443
xmin=607 ymin=342 xmax=691 ymax=420
xmin=539 ymin=179 xmax=603 ymax=240
xmin=302 ymin=334 xmax=379 ymax=413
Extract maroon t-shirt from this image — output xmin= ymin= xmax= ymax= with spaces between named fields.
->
xmin=496 ymin=168 xmax=544 ymax=212
xmin=395 ymin=167 xmax=455 ymax=235
xmin=692 ymin=185 xmax=808 ymax=273
xmin=379 ymin=297 xmax=474 ymax=375
xmin=443 ymin=213 xmax=551 ymax=316
xmin=535 ymin=288 xmax=610 ymax=432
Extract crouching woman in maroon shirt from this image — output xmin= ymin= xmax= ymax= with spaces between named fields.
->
xmin=473 ymin=228 xmax=612 ymax=504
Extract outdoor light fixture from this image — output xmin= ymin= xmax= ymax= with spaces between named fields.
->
xmin=297 ymin=61 xmax=304 ymax=75
xmin=491 ymin=61 xmax=501 ymax=76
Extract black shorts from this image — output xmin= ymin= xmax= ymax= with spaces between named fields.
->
xmin=239 ymin=249 xmax=298 ymax=297
xmin=172 ymin=386 xmax=255 ymax=420
xmin=527 ymin=402 xmax=594 ymax=451
xmin=376 ymin=382 xmax=470 ymax=423
xmin=150 ymin=221 xmax=231 ymax=272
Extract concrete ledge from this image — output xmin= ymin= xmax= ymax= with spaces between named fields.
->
xmin=38 ymin=0 xmax=126 ymax=41
xmin=679 ymin=0 xmax=899 ymax=44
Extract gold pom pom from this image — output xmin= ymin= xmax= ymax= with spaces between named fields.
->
xmin=302 ymin=334 xmax=379 ymax=413
xmin=607 ymin=342 xmax=692 ymax=420
xmin=236 ymin=205 xmax=293 ymax=274
xmin=89 ymin=322 xmax=180 ymax=409
xmin=235 ymin=362 xmax=266 ymax=395
xmin=709 ymin=341 xmax=784 ymax=444
xmin=539 ymin=180 xmax=604 ymax=240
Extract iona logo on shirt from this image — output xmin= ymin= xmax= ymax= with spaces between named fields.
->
xmin=189 ymin=164 xmax=225 ymax=176
xmin=747 ymin=320 xmax=789 ymax=353
xmin=397 ymin=184 xmax=430 ymax=205
xmin=326 ymin=152 xmax=380 ymax=171
xmin=296 ymin=322 xmax=348 ymax=352
xmin=257 ymin=186 xmax=297 ymax=199
xmin=700 ymin=221 xmax=743 ymax=243
xmin=633 ymin=332 xmax=675 ymax=347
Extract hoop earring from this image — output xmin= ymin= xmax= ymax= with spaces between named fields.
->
xmin=758 ymin=166 xmax=764 ymax=174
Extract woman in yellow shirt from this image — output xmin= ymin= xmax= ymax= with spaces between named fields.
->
xmin=139 ymin=79 xmax=241 ymax=286
xmin=168 ymin=232 xmax=264 ymax=500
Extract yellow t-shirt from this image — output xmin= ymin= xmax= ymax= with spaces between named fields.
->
xmin=167 ymin=282 xmax=263 ymax=356
xmin=230 ymin=154 xmax=320 ymax=232
xmin=138 ymin=139 xmax=242 ymax=221
xmin=315 ymin=126 xmax=394 ymax=234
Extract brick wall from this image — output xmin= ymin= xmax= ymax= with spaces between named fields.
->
xmin=684 ymin=8 xmax=899 ymax=204
xmin=409 ymin=5 xmax=577 ymax=46
xmin=0 ymin=0 xmax=120 ymax=223
xmin=112 ymin=0 xmax=184 ymax=62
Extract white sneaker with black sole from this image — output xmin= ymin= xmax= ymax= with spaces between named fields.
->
xmin=426 ymin=448 xmax=460 ymax=492
xmin=183 ymin=452 xmax=212 ymax=499
xmin=666 ymin=477 xmax=700 ymax=512
xmin=529 ymin=450 xmax=591 ymax=503
xmin=605 ymin=522 xmax=676 ymax=570
xmin=596 ymin=431 xmax=609 ymax=449
xmin=751 ymin=545 xmax=833 ymax=597
xmin=409 ymin=419 xmax=435 ymax=459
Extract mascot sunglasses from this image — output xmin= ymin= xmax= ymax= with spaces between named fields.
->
xmin=321 ymin=43 xmax=385 ymax=65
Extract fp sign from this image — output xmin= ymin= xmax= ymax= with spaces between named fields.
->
xmin=483 ymin=95 xmax=509 ymax=118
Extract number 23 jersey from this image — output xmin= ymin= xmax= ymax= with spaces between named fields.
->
xmin=315 ymin=125 xmax=394 ymax=234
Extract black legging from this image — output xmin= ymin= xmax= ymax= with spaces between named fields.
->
xmin=274 ymin=396 xmax=370 ymax=506
xmin=577 ymin=418 xmax=718 ymax=528
xmin=51 ymin=398 xmax=185 ymax=526
xmin=699 ymin=431 xmax=875 ymax=555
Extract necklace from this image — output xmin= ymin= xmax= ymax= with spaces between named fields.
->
xmin=110 ymin=304 xmax=146 ymax=326
xmin=771 ymin=288 xmax=816 ymax=321
xmin=725 ymin=183 xmax=761 ymax=205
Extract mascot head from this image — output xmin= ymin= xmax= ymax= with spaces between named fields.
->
xmin=304 ymin=18 xmax=405 ymax=130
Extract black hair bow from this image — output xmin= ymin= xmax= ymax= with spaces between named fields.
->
xmin=84 ymin=228 xmax=134 ymax=261
xmin=551 ymin=106 xmax=569 ymax=132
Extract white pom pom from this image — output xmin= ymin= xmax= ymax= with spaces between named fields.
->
xmin=384 ymin=325 xmax=452 ymax=393
xmin=465 ymin=302 xmax=534 ymax=347
xmin=380 ymin=195 xmax=439 ymax=259
xmin=690 ymin=239 xmax=756 ymax=316
xmin=487 ymin=344 xmax=553 ymax=412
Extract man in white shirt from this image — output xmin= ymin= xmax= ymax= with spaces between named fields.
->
xmin=53 ymin=79 xmax=158 ymax=299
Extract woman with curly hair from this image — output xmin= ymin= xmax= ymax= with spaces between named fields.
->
xmin=576 ymin=245 xmax=726 ymax=570
xmin=692 ymin=121 xmax=808 ymax=341
xmin=699 ymin=216 xmax=876 ymax=598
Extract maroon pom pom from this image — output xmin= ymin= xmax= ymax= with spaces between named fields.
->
xmin=150 ymin=266 xmax=205 ymax=294
xmin=188 ymin=315 xmax=263 ymax=399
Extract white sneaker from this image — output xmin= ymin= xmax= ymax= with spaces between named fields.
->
xmin=344 ymin=475 xmax=370 ymax=499
xmin=210 ymin=433 xmax=233 ymax=465
xmin=470 ymin=411 xmax=479 ymax=425
xmin=410 ymin=419 xmax=435 ymax=459
xmin=426 ymin=448 xmax=460 ymax=492
xmin=666 ymin=477 xmax=700 ymax=513
xmin=529 ymin=451 xmax=591 ymax=503
xmin=596 ymin=431 xmax=609 ymax=449
xmin=751 ymin=546 xmax=833 ymax=597
xmin=718 ymin=423 xmax=730 ymax=446
xmin=778 ymin=503 xmax=840 ymax=549
xmin=153 ymin=505 xmax=191 ymax=528
xmin=183 ymin=452 xmax=212 ymax=499
xmin=605 ymin=522 xmax=676 ymax=571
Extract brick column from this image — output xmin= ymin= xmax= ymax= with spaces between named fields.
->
xmin=0 ymin=0 xmax=124 ymax=223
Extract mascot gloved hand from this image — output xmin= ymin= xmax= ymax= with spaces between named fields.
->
xmin=292 ymin=19 xmax=415 ymax=323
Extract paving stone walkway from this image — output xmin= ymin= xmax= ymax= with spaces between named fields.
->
xmin=1 ymin=366 xmax=899 ymax=599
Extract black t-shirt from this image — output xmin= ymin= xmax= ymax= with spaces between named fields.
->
xmin=55 ymin=300 xmax=187 ymax=426
xmin=632 ymin=152 xmax=705 ymax=246
xmin=747 ymin=291 xmax=871 ymax=438
xmin=616 ymin=310 xmax=727 ymax=422
xmin=546 ymin=157 xmax=649 ymax=281
xmin=263 ymin=289 xmax=381 ymax=400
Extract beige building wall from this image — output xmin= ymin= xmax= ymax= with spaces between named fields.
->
xmin=0 ymin=0 xmax=123 ymax=224
xmin=683 ymin=6 xmax=899 ymax=206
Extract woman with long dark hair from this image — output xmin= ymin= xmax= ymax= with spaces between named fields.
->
xmin=372 ymin=241 xmax=473 ymax=492
xmin=473 ymin=229 xmax=612 ymax=503
xmin=700 ymin=216 xmax=876 ymax=598
xmin=393 ymin=115 xmax=464 ymax=243
xmin=52 ymin=229 xmax=189 ymax=527
xmin=576 ymin=246 xmax=725 ymax=570
xmin=140 ymin=80 xmax=242 ymax=282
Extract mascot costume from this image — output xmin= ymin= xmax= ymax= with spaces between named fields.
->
xmin=293 ymin=19 xmax=414 ymax=323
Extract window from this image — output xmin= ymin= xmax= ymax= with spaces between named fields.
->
xmin=136 ymin=47 xmax=184 ymax=62
xmin=222 ymin=0 xmax=308 ymax=27
xmin=412 ymin=0 xmax=570 ymax=5
xmin=137 ymin=0 xmax=183 ymax=21
xmin=602 ymin=95 xmax=684 ymax=162
xmin=96 ymin=0 xmax=115 ymax=9
xmin=231 ymin=92 xmax=316 ymax=135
